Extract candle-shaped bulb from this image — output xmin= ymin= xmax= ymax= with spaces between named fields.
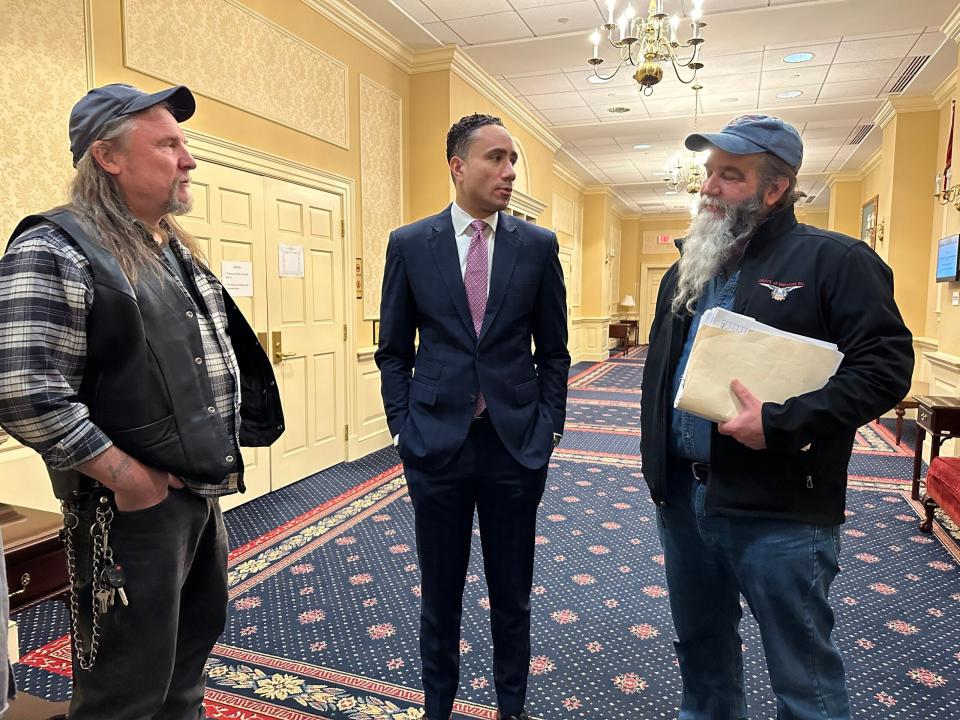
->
xmin=606 ymin=0 xmax=616 ymax=24
xmin=591 ymin=29 xmax=601 ymax=58
xmin=691 ymin=7 xmax=703 ymax=22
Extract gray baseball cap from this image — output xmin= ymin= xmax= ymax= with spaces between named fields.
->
xmin=685 ymin=114 xmax=803 ymax=173
xmin=69 ymin=83 xmax=196 ymax=167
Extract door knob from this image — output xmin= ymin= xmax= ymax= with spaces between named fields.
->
xmin=272 ymin=330 xmax=296 ymax=364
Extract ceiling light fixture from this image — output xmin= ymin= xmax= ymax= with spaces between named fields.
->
xmin=633 ymin=143 xmax=651 ymax=149
xmin=587 ymin=0 xmax=707 ymax=96
xmin=664 ymin=84 xmax=707 ymax=194
xmin=776 ymin=89 xmax=803 ymax=99
xmin=783 ymin=51 xmax=814 ymax=64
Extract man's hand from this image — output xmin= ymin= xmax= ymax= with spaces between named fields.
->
xmin=78 ymin=446 xmax=184 ymax=512
xmin=717 ymin=379 xmax=767 ymax=450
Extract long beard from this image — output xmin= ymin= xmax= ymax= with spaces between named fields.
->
xmin=671 ymin=192 xmax=768 ymax=315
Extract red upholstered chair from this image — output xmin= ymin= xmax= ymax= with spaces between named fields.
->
xmin=920 ymin=456 xmax=960 ymax=533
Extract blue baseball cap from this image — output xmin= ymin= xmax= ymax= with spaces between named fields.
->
xmin=69 ymin=83 xmax=196 ymax=167
xmin=685 ymin=114 xmax=803 ymax=173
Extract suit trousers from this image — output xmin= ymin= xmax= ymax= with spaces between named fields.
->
xmin=66 ymin=487 xmax=229 ymax=720
xmin=403 ymin=416 xmax=547 ymax=720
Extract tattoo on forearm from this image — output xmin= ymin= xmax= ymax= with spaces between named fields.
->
xmin=109 ymin=455 xmax=134 ymax=485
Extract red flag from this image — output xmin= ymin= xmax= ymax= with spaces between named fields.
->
xmin=945 ymin=99 xmax=956 ymax=194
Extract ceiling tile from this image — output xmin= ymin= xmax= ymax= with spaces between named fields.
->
xmin=833 ymin=35 xmax=919 ymax=64
xmin=419 ymin=0 xmax=513 ymax=21
xmin=817 ymin=77 xmax=887 ymax=101
xmin=758 ymin=83 xmax=822 ymax=106
xmin=580 ymin=85 xmax=645 ymax=107
xmin=695 ymin=51 xmax=764 ymax=79
xmin=565 ymin=69 xmax=638 ymax=90
xmin=422 ymin=21 xmax=465 ymax=44
xmin=540 ymin=106 xmax=600 ymax=123
xmin=698 ymin=72 xmax=761 ymax=93
xmin=761 ymin=64 xmax=828 ymax=89
xmin=825 ymin=59 xmax=901 ymax=83
xmin=526 ymin=91 xmax=587 ymax=110
xmin=516 ymin=1 xmax=604 ymax=37
xmin=446 ymin=12 xmax=533 ymax=43
xmin=573 ymin=136 xmax=619 ymax=148
xmin=762 ymin=43 xmax=839 ymax=70
xmin=507 ymin=73 xmax=577 ymax=94
xmin=911 ymin=31 xmax=948 ymax=56
xmin=392 ymin=0 xmax=439 ymax=23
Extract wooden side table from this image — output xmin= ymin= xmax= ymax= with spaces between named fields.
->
xmin=1 ymin=504 xmax=68 ymax=612
xmin=911 ymin=396 xmax=960 ymax=500
xmin=888 ymin=380 xmax=929 ymax=446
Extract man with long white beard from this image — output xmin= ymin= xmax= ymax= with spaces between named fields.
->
xmin=640 ymin=115 xmax=913 ymax=720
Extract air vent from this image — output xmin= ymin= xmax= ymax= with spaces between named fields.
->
xmin=607 ymin=106 xmax=631 ymax=114
xmin=804 ymin=195 xmax=817 ymax=204
xmin=887 ymin=55 xmax=931 ymax=94
xmin=849 ymin=124 xmax=873 ymax=145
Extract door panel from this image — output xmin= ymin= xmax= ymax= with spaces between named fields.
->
xmin=178 ymin=161 xmax=270 ymax=511
xmin=265 ymin=179 xmax=346 ymax=488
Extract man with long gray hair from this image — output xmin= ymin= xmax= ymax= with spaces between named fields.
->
xmin=0 ymin=83 xmax=283 ymax=718
xmin=640 ymin=115 xmax=913 ymax=719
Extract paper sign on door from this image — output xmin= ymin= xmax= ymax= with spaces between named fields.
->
xmin=279 ymin=244 xmax=305 ymax=278
xmin=220 ymin=261 xmax=254 ymax=297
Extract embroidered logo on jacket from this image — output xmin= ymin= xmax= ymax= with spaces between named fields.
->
xmin=757 ymin=279 xmax=804 ymax=301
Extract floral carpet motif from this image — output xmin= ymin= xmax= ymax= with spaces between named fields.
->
xmin=13 ymin=352 xmax=960 ymax=718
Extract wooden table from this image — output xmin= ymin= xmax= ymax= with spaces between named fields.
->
xmin=1 ymin=504 xmax=68 ymax=613
xmin=890 ymin=380 xmax=929 ymax=445
xmin=609 ymin=323 xmax=630 ymax=356
xmin=911 ymin=396 xmax=960 ymax=500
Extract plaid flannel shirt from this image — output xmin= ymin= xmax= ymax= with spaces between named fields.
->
xmin=0 ymin=222 xmax=241 ymax=497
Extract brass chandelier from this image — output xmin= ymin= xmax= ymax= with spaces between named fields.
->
xmin=588 ymin=0 xmax=706 ymax=96
xmin=664 ymin=84 xmax=707 ymax=195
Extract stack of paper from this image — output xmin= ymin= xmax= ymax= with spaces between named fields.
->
xmin=674 ymin=308 xmax=844 ymax=423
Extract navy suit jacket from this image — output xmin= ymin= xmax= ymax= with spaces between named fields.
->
xmin=375 ymin=206 xmax=570 ymax=471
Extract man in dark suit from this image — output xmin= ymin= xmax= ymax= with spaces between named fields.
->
xmin=376 ymin=114 xmax=570 ymax=720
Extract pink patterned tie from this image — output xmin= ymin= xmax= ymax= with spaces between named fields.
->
xmin=465 ymin=219 xmax=488 ymax=417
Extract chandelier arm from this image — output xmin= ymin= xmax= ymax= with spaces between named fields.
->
xmin=591 ymin=63 xmax=624 ymax=82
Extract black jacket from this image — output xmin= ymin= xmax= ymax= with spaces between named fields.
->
xmin=9 ymin=210 xmax=283 ymax=497
xmin=639 ymin=206 xmax=914 ymax=525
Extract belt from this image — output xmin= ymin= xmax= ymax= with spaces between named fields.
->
xmin=691 ymin=462 xmax=710 ymax=484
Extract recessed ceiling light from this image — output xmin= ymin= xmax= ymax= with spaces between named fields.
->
xmin=587 ymin=75 xmax=610 ymax=84
xmin=776 ymin=90 xmax=804 ymax=99
xmin=720 ymin=97 xmax=739 ymax=104
xmin=633 ymin=143 xmax=651 ymax=150
xmin=664 ymin=190 xmax=677 ymax=195
xmin=783 ymin=52 xmax=815 ymax=64
xmin=652 ymin=171 xmax=666 ymax=176
xmin=607 ymin=106 xmax=631 ymax=114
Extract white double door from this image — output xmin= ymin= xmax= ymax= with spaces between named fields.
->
xmin=179 ymin=162 xmax=346 ymax=509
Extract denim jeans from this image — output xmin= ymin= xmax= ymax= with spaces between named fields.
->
xmin=657 ymin=463 xmax=850 ymax=720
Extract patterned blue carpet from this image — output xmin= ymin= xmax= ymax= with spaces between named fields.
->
xmin=13 ymin=350 xmax=960 ymax=719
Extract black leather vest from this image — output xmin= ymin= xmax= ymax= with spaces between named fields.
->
xmin=8 ymin=210 xmax=284 ymax=493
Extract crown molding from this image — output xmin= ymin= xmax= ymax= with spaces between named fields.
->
xmin=934 ymin=70 xmax=958 ymax=109
xmin=583 ymin=185 xmax=615 ymax=197
xmin=553 ymin=162 xmax=585 ymax=192
xmin=825 ymin=171 xmax=862 ymax=189
xmin=874 ymin=95 xmax=940 ymax=129
xmin=941 ymin=5 xmax=960 ymax=43
xmin=300 ymin=0 xmax=414 ymax=72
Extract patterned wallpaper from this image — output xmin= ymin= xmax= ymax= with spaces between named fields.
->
xmin=123 ymin=0 xmax=348 ymax=147
xmin=359 ymin=76 xmax=402 ymax=320
xmin=1 ymin=0 xmax=88 ymax=243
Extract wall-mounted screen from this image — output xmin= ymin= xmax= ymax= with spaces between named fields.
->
xmin=936 ymin=234 xmax=960 ymax=283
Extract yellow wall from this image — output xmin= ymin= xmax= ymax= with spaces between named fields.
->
xmin=409 ymin=71 xmax=453 ymax=222
xmin=448 ymin=75 xmax=555 ymax=211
